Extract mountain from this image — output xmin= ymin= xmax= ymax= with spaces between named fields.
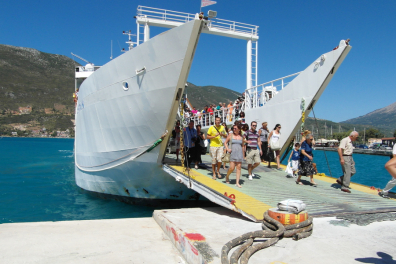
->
xmin=185 ymin=82 xmax=241 ymax=110
xmin=0 ymin=44 xmax=76 ymax=111
xmin=303 ymin=117 xmax=392 ymax=138
xmin=341 ymin=102 xmax=396 ymax=133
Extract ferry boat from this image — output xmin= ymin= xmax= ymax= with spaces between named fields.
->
xmin=73 ymin=6 xmax=351 ymax=205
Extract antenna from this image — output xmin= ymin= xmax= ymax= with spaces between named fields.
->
xmin=110 ymin=40 xmax=113 ymax=60
xmin=121 ymin=30 xmax=137 ymax=52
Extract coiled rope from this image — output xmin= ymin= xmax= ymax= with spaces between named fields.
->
xmin=221 ymin=211 xmax=313 ymax=264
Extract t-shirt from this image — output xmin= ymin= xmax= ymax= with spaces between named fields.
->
xmin=301 ymin=141 xmax=313 ymax=162
xmin=244 ymin=130 xmax=259 ymax=150
xmin=393 ymin=144 xmax=396 ymax=155
xmin=207 ymin=108 xmax=214 ymax=115
xmin=216 ymin=105 xmax=221 ymax=110
xmin=291 ymin=149 xmax=300 ymax=161
xmin=339 ymin=136 xmax=353 ymax=155
xmin=207 ymin=125 xmax=225 ymax=147
xmin=183 ymin=127 xmax=197 ymax=148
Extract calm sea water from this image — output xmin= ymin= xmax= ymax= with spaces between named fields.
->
xmin=0 ymin=138 xmax=393 ymax=224
xmin=0 ymin=137 xmax=160 ymax=224
xmin=281 ymin=148 xmax=393 ymax=188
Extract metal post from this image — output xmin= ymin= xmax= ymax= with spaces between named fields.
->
xmin=255 ymin=41 xmax=258 ymax=87
xmin=247 ymin=40 xmax=252 ymax=90
xmin=136 ymin=21 xmax=140 ymax=46
xmin=144 ymin=23 xmax=150 ymax=42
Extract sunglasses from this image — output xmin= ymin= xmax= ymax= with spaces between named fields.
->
xmin=252 ymin=125 xmax=257 ymax=127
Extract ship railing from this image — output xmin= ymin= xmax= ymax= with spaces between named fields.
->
xmin=186 ymin=108 xmax=242 ymax=129
xmin=137 ymin=6 xmax=195 ymax=24
xmin=244 ymin=72 xmax=301 ymax=109
xmin=136 ymin=6 xmax=258 ymax=36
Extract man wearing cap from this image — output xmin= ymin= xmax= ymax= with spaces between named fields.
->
xmin=337 ymin=131 xmax=359 ymax=193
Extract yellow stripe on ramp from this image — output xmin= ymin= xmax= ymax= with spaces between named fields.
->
xmin=170 ymin=164 xmax=272 ymax=221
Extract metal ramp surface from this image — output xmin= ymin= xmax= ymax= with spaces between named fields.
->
xmin=163 ymin=154 xmax=396 ymax=222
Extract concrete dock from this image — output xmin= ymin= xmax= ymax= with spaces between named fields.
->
xmin=0 ymin=218 xmax=183 ymax=264
xmin=1 ymin=207 xmax=395 ymax=264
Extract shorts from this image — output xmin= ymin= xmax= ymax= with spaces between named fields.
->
xmin=210 ymin=146 xmax=224 ymax=164
xmin=291 ymin=160 xmax=299 ymax=171
xmin=246 ymin=148 xmax=260 ymax=165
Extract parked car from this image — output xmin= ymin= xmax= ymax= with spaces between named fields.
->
xmin=380 ymin=145 xmax=392 ymax=150
xmin=357 ymin=145 xmax=369 ymax=149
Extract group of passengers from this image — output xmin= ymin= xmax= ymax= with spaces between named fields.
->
xmin=183 ymin=95 xmax=245 ymax=126
xmin=171 ymin=116 xmax=292 ymax=188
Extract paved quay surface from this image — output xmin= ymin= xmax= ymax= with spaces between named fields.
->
xmin=155 ymin=207 xmax=396 ymax=264
xmin=0 ymin=218 xmax=183 ymax=264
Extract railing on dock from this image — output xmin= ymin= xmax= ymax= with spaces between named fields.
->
xmin=244 ymin=72 xmax=301 ymax=109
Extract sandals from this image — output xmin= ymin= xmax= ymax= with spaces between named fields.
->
xmin=217 ymin=172 xmax=222 ymax=179
xmin=236 ymin=184 xmax=242 ymax=188
xmin=296 ymin=181 xmax=303 ymax=185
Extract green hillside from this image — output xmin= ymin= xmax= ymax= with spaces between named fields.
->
xmin=0 ymin=44 xmax=76 ymax=111
xmin=185 ymin=82 xmax=241 ymax=110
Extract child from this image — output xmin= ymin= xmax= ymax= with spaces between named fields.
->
xmin=288 ymin=143 xmax=301 ymax=177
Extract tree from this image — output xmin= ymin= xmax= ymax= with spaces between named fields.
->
xmin=332 ymin=131 xmax=350 ymax=141
xmin=365 ymin=128 xmax=384 ymax=139
xmin=51 ymin=131 xmax=58 ymax=137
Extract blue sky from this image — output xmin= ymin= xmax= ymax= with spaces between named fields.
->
xmin=1 ymin=0 xmax=395 ymax=122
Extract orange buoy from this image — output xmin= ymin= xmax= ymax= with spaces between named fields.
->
xmin=267 ymin=208 xmax=308 ymax=226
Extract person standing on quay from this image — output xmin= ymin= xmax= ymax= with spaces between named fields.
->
xmin=337 ymin=131 xmax=359 ymax=193
xmin=379 ymin=143 xmax=396 ymax=198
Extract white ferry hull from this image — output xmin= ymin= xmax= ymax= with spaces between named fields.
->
xmin=74 ymin=20 xmax=204 ymax=202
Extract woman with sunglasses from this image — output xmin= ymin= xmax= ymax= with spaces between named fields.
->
xmin=224 ymin=124 xmax=247 ymax=187
xmin=268 ymin=124 xmax=282 ymax=170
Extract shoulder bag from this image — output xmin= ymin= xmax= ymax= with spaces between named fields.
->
xmin=269 ymin=132 xmax=281 ymax=150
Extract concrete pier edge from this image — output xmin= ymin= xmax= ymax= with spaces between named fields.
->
xmin=153 ymin=210 xmax=206 ymax=264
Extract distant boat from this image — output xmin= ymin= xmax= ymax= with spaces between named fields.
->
xmin=73 ymin=6 xmax=351 ymax=204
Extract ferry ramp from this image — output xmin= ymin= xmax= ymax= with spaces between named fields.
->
xmin=163 ymin=154 xmax=396 ymax=222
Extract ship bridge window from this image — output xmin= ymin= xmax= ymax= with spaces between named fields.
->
xmin=123 ymin=82 xmax=129 ymax=91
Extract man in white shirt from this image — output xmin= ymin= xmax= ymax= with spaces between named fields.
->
xmin=337 ymin=131 xmax=359 ymax=193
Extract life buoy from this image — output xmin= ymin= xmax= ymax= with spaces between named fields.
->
xmin=267 ymin=208 xmax=308 ymax=226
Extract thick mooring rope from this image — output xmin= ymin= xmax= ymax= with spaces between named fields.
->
xmin=221 ymin=211 xmax=313 ymax=264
